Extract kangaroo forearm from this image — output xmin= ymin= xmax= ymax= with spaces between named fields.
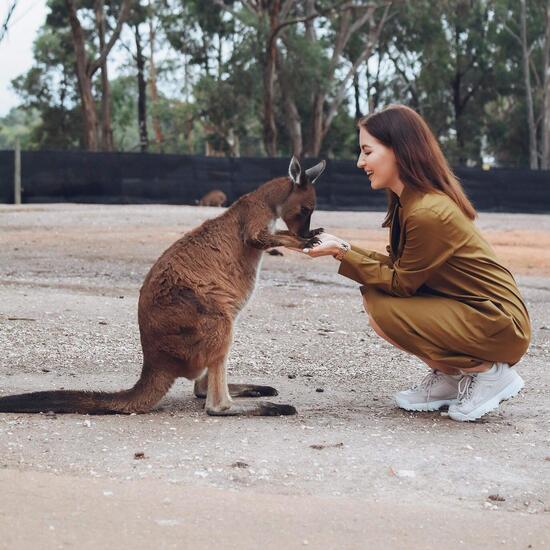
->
xmin=275 ymin=227 xmax=324 ymax=238
xmin=247 ymin=233 xmax=307 ymax=250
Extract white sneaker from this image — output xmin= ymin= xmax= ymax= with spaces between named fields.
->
xmin=395 ymin=370 xmax=461 ymax=412
xmin=448 ymin=363 xmax=524 ymax=422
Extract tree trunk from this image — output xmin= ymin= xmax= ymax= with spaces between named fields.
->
xmin=304 ymin=0 xmax=316 ymax=41
xmin=276 ymin=49 xmax=302 ymax=157
xmin=520 ymin=0 xmax=539 ymax=169
xmin=262 ymin=5 xmax=280 ymax=157
xmin=148 ymin=18 xmax=164 ymax=150
xmin=135 ymin=23 xmax=149 ymax=152
xmin=353 ymin=72 xmax=362 ymax=120
xmin=65 ymin=0 xmax=130 ymax=151
xmin=308 ymin=94 xmax=324 ymax=157
xmin=95 ymin=0 xmax=113 ymax=151
xmin=66 ymin=0 xmax=98 ymax=151
xmin=262 ymin=59 xmax=277 ymax=156
xmin=542 ymin=0 xmax=550 ymax=169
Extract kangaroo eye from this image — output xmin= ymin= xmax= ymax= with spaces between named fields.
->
xmin=300 ymin=206 xmax=311 ymax=216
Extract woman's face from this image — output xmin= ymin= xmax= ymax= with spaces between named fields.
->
xmin=357 ymin=127 xmax=401 ymax=192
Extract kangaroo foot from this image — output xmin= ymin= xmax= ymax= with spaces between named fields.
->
xmin=195 ymin=383 xmax=278 ymax=399
xmin=206 ymin=401 xmax=297 ymax=416
xmin=229 ymin=384 xmax=278 ymax=397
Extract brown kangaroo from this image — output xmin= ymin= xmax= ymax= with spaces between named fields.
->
xmin=197 ymin=189 xmax=227 ymax=207
xmin=0 ymin=157 xmax=325 ymax=417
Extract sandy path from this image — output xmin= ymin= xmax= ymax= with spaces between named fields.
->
xmin=0 ymin=204 xmax=549 ymax=548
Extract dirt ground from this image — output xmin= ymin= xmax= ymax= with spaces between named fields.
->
xmin=0 ymin=204 xmax=549 ymax=549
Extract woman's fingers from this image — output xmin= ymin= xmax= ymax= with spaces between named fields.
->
xmin=303 ymin=240 xmax=339 ymax=257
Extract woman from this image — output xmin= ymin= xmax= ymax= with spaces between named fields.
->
xmin=303 ymin=104 xmax=530 ymax=422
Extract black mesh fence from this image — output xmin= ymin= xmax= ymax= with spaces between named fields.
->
xmin=0 ymin=149 xmax=549 ymax=212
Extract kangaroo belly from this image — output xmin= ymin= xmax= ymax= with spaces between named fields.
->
xmin=140 ymin=249 xmax=263 ymax=322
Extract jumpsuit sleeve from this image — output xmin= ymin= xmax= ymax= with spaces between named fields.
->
xmin=349 ymin=243 xmax=393 ymax=267
xmin=338 ymin=208 xmax=458 ymax=297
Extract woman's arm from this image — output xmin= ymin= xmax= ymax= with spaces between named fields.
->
xmin=303 ymin=234 xmax=393 ymax=266
xmin=338 ymin=208 xmax=458 ymax=297
xmin=348 ymin=244 xmax=393 ymax=267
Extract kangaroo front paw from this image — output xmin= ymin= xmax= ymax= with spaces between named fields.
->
xmin=307 ymin=227 xmax=324 ymax=237
xmin=305 ymin=235 xmax=321 ymax=248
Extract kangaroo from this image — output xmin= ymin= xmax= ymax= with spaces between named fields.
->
xmin=0 ymin=157 xmax=325 ymax=417
xmin=197 ymin=190 xmax=227 ymax=207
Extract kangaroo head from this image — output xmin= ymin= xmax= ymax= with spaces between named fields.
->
xmin=282 ymin=156 xmax=326 ymax=238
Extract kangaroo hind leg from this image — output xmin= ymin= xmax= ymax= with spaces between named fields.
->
xmin=203 ymin=333 xmax=295 ymax=416
xmin=194 ymin=371 xmax=278 ymax=398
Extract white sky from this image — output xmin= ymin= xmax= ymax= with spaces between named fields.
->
xmin=0 ymin=0 xmax=48 ymax=116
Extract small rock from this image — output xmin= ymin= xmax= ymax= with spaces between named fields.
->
xmin=315 ymin=388 xmax=324 ymax=393
xmin=231 ymin=461 xmax=249 ymax=469
xmin=134 ymin=452 xmax=146 ymax=460
xmin=288 ymin=374 xmax=296 ymax=379
xmin=310 ymin=442 xmax=343 ymax=450
xmin=488 ymin=494 xmax=505 ymax=502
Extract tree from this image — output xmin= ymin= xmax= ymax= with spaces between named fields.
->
xmin=10 ymin=15 xmax=84 ymax=149
xmin=491 ymin=0 xmax=549 ymax=168
xmin=65 ymin=0 xmax=130 ymax=150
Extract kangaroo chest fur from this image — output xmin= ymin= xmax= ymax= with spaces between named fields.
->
xmin=139 ymin=208 xmax=276 ymax=326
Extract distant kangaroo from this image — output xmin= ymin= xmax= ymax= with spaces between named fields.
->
xmin=0 ymin=157 xmax=325 ymax=417
xmin=197 ymin=190 xmax=227 ymax=207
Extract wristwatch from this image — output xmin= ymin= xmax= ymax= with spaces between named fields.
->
xmin=333 ymin=241 xmax=351 ymax=261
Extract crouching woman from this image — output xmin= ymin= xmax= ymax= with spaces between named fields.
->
xmin=304 ymin=105 xmax=531 ymax=422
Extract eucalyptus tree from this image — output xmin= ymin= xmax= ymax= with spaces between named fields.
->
xmin=10 ymin=5 xmax=83 ymax=149
xmin=64 ymin=0 xmax=130 ymax=150
xmin=496 ymin=0 xmax=549 ymax=169
xmin=374 ymin=0 xmax=497 ymax=165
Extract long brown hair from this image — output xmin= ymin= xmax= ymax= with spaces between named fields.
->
xmin=357 ymin=104 xmax=477 ymax=227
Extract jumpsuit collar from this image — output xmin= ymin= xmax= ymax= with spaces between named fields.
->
xmin=398 ymin=184 xmax=416 ymax=207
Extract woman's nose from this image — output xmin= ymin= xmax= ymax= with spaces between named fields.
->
xmin=357 ymin=152 xmax=366 ymax=169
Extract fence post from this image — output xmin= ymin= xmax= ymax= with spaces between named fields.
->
xmin=14 ymin=139 xmax=21 ymax=205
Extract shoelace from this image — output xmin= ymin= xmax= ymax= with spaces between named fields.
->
xmin=457 ymin=375 xmax=476 ymax=403
xmin=412 ymin=371 xmax=441 ymax=403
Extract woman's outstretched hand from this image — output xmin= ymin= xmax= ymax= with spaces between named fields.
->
xmin=303 ymin=232 xmax=349 ymax=258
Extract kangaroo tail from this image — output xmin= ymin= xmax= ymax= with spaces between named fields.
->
xmin=0 ymin=363 xmax=175 ymax=415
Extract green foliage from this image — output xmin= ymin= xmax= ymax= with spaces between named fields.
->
xmin=3 ymin=0 xmax=547 ymax=167
xmin=0 ymin=108 xmax=41 ymax=149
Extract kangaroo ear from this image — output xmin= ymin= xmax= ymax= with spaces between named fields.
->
xmin=305 ymin=160 xmax=326 ymax=185
xmin=288 ymin=156 xmax=302 ymax=185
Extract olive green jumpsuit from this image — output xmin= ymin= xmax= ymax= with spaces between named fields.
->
xmin=338 ymin=186 xmax=531 ymax=370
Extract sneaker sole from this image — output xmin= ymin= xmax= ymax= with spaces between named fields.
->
xmin=448 ymin=375 xmax=525 ymax=422
xmin=395 ymin=396 xmax=457 ymax=412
